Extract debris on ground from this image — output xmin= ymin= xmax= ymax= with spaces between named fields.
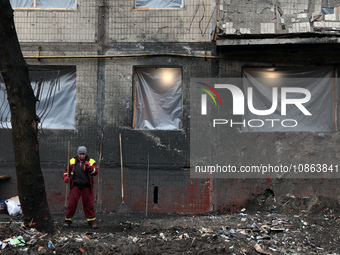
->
xmin=0 ymin=195 xmax=339 ymax=254
xmin=0 ymin=196 xmax=21 ymax=217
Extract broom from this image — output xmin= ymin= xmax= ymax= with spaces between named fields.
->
xmin=117 ymin=133 xmax=131 ymax=214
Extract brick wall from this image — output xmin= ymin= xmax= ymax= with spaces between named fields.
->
xmin=13 ymin=0 xmax=215 ymax=43
xmin=4 ymin=166 xmax=339 ymax=214
xmin=13 ymin=1 xmax=97 ymax=43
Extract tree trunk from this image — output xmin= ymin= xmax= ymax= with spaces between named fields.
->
xmin=0 ymin=0 xmax=55 ymax=234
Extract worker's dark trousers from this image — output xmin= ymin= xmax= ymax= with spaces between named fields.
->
xmin=64 ymin=186 xmax=97 ymax=226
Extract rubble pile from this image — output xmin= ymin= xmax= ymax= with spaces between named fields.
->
xmin=0 ymin=196 xmax=339 ymax=255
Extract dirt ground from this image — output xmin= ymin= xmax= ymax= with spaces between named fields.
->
xmin=0 ymin=195 xmax=340 ymax=255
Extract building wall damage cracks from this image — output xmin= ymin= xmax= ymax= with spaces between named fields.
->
xmin=217 ymin=0 xmax=340 ymax=37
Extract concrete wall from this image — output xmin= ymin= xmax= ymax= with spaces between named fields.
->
xmin=0 ymin=0 xmax=339 ymax=214
xmin=217 ymin=0 xmax=340 ymax=36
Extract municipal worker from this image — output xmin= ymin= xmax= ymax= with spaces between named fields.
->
xmin=63 ymin=146 xmax=99 ymax=229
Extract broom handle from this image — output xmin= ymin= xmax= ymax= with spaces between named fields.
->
xmin=119 ymin=134 xmax=124 ymax=202
xmin=146 ymin=153 xmax=149 ymax=216
xmin=65 ymin=141 xmax=70 ymax=208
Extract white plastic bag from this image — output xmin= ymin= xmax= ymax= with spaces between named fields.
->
xmin=5 ymin=197 xmax=22 ymax=216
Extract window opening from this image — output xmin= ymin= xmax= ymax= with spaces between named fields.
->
xmin=0 ymin=65 xmax=76 ymax=129
xmin=10 ymin=0 xmax=77 ymax=9
xmin=134 ymin=0 xmax=183 ymax=9
xmin=133 ymin=67 xmax=182 ymax=130
xmin=241 ymin=66 xmax=336 ymax=132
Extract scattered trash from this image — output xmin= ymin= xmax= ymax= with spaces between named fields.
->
xmin=254 ymin=243 xmax=272 ymax=255
xmin=75 ymin=237 xmax=84 ymax=242
xmin=256 ymin=234 xmax=270 ymax=240
xmin=38 ymin=246 xmax=46 ymax=253
xmin=270 ymin=227 xmax=285 ymax=232
xmin=301 ymin=220 xmax=308 ymax=226
xmin=47 ymin=240 xmax=55 ymax=250
xmin=200 ymin=227 xmax=213 ymax=233
xmin=5 ymin=196 xmax=22 ymax=216
xmin=0 ymin=241 xmax=7 ymax=250
xmin=229 ymin=228 xmax=237 ymax=237
xmin=0 ymin=200 xmax=7 ymax=212
xmin=0 ymin=202 xmax=339 ymax=254
xmin=159 ymin=232 xmax=167 ymax=241
xmin=178 ymin=233 xmax=189 ymax=239
xmin=4 ymin=236 xmax=25 ymax=247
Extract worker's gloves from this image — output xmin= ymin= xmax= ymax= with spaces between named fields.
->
xmin=63 ymin=177 xmax=69 ymax=183
xmin=85 ymin=161 xmax=91 ymax=170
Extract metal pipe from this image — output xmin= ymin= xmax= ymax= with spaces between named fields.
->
xmin=24 ymin=53 xmax=228 ymax=60
xmin=146 ymin=153 xmax=149 ymax=216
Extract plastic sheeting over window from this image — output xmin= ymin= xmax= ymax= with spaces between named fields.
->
xmin=10 ymin=0 xmax=33 ymax=7
xmin=135 ymin=0 xmax=183 ymax=8
xmin=0 ymin=66 xmax=76 ymax=129
xmin=242 ymin=66 xmax=336 ymax=132
xmin=10 ymin=0 xmax=77 ymax=8
xmin=134 ymin=67 xmax=182 ymax=130
xmin=36 ymin=0 xmax=76 ymax=8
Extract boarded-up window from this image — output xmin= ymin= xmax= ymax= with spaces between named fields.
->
xmin=10 ymin=0 xmax=77 ymax=8
xmin=135 ymin=0 xmax=183 ymax=9
xmin=134 ymin=67 xmax=182 ymax=130
xmin=242 ymin=66 xmax=336 ymax=132
xmin=0 ymin=66 xmax=76 ymax=129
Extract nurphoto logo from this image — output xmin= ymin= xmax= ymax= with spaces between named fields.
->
xmin=198 ymin=82 xmax=312 ymax=129
xmin=190 ymin=74 xmax=336 ymax=179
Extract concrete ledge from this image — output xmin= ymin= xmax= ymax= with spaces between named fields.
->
xmin=216 ymin=36 xmax=340 ymax=46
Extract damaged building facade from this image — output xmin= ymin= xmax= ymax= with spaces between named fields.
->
xmin=0 ymin=0 xmax=340 ymax=213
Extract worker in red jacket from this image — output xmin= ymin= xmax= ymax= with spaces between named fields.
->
xmin=63 ymin=146 xmax=99 ymax=229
